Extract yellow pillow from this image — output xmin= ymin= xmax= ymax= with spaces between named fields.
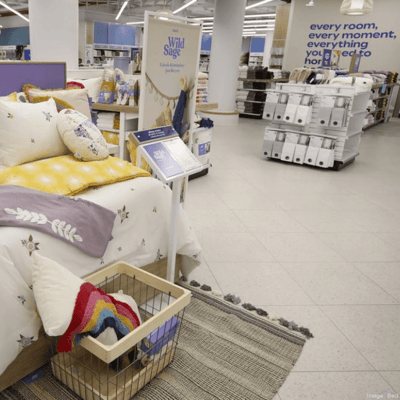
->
xmin=0 ymin=155 xmax=151 ymax=196
xmin=30 ymin=96 xmax=74 ymax=113
xmin=0 ymin=92 xmax=18 ymax=102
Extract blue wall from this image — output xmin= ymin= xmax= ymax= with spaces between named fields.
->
xmin=94 ymin=22 xmax=135 ymax=46
xmin=201 ymin=35 xmax=212 ymax=53
xmin=250 ymin=37 xmax=265 ymax=54
xmin=0 ymin=27 xmax=30 ymax=46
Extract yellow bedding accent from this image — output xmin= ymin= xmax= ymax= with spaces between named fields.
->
xmin=0 ymin=155 xmax=151 ymax=196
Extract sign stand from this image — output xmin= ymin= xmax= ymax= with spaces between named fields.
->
xmin=132 ymin=127 xmax=204 ymax=282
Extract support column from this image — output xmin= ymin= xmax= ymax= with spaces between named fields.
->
xmin=262 ymin=31 xmax=274 ymax=67
xmin=29 ymin=0 xmax=79 ymax=71
xmin=208 ymin=0 xmax=246 ymax=125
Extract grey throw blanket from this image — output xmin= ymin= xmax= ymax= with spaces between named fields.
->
xmin=0 ymin=185 xmax=116 ymax=257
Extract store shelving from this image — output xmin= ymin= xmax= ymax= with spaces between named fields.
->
xmin=262 ymin=83 xmax=370 ymax=170
xmin=236 ymin=78 xmax=289 ymax=118
xmin=363 ymin=83 xmax=397 ymax=130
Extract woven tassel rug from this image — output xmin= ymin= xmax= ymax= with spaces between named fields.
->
xmin=0 ymin=283 xmax=311 ymax=400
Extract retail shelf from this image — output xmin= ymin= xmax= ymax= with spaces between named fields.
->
xmin=239 ymin=112 xmax=262 ymax=116
xmin=237 ymin=88 xmax=267 ymax=92
xmin=367 ymin=108 xmax=384 ymax=115
xmin=372 ymin=83 xmax=396 ymax=90
xmin=235 ymin=99 xmax=265 ymax=104
xmin=195 ymin=102 xmax=218 ymax=111
xmin=270 ymin=54 xmax=284 ymax=57
xmin=362 ymin=118 xmax=384 ymax=130
xmin=239 ymin=78 xmax=289 ymax=83
xmin=347 ymin=130 xmax=363 ymax=138
xmin=372 ymin=95 xmax=390 ymax=100
xmin=197 ymin=85 xmax=208 ymax=89
xmin=340 ymin=150 xmax=359 ymax=163
xmin=196 ymin=94 xmax=208 ymax=97
xmin=98 ymin=127 xmax=120 ymax=133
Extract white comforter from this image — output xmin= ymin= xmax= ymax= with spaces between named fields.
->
xmin=0 ymin=176 xmax=201 ymax=376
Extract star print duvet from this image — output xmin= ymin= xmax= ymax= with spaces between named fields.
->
xmin=0 ymin=177 xmax=202 ymax=376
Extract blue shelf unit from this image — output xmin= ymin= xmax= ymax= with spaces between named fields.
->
xmin=94 ymin=22 xmax=136 ymax=47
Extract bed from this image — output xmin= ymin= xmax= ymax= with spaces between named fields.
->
xmin=0 ymin=62 xmax=201 ymax=391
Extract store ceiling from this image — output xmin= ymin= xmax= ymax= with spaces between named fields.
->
xmin=0 ymin=0 xmax=286 ymax=20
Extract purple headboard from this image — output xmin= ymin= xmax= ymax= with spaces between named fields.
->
xmin=0 ymin=62 xmax=66 ymax=96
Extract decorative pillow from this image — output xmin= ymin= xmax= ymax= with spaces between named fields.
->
xmin=31 ymin=252 xmax=84 ymax=336
xmin=16 ymin=92 xmax=28 ymax=103
xmin=0 ymin=92 xmax=18 ymax=102
xmin=0 ymin=98 xmax=69 ymax=167
xmin=57 ymin=109 xmax=109 ymax=161
xmin=69 ymin=77 xmax=102 ymax=103
xmin=32 ymin=252 xmax=141 ymax=343
xmin=31 ymin=96 xmax=75 ymax=113
xmin=26 ymin=86 xmax=91 ymax=119
xmin=66 ymin=81 xmax=85 ymax=90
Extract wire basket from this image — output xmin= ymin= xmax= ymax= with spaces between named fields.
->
xmin=50 ymin=262 xmax=190 ymax=400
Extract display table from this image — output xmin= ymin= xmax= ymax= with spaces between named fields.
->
xmin=93 ymin=102 xmax=219 ymax=161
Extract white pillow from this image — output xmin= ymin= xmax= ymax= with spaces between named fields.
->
xmin=0 ymin=98 xmax=70 ymax=167
xmin=73 ymin=77 xmax=102 ymax=103
xmin=31 ymin=252 xmax=142 ymax=339
xmin=31 ymin=252 xmax=83 ymax=336
xmin=57 ymin=109 xmax=109 ymax=161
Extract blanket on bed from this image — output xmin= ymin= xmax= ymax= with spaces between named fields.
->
xmin=0 ymin=155 xmax=151 ymax=196
xmin=0 ymin=185 xmax=116 ymax=257
xmin=57 ymin=282 xmax=141 ymax=353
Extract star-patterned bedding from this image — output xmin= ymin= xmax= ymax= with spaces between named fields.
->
xmin=0 ymin=176 xmax=202 ymax=376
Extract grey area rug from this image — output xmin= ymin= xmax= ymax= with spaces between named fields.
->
xmin=0 ymin=284 xmax=307 ymax=400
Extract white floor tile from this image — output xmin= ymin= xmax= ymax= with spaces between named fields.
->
xmin=321 ymin=305 xmax=400 ymax=370
xmin=278 ymin=372 xmax=395 ymax=400
xmin=195 ymin=231 xmax=276 ymax=263
xmin=255 ymin=232 xmax=345 ymax=262
xmin=260 ymin=306 xmax=374 ymax=372
xmin=315 ymin=232 xmax=400 ymax=262
xmin=375 ymin=232 xmax=400 ymax=250
xmin=234 ymin=209 xmax=309 ymax=233
xmin=184 ymin=117 xmax=400 ymax=392
xmin=379 ymin=371 xmax=400 ymax=393
xmin=185 ymin=192 xmax=230 ymax=210
xmin=216 ymin=188 xmax=281 ymax=210
xmin=208 ymin=262 xmax=314 ymax=305
xmin=185 ymin=260 xmax=222 ymax=292
xmin=282 ymin=263 xmax=398 ymax=305
xmin=288 ymin=209 xmax=367 ymax=232
xmin=353 ymin=262 xmax=400 ymax=302
xmin=185 ymin=209 xmax=249 ymax=233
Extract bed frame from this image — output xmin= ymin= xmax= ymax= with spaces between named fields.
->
xmin=0 ymin=256 xmax=182 ymax=392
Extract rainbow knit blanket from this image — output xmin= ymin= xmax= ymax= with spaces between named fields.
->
xmin=57 ymin=282 xmax=141 ymax=353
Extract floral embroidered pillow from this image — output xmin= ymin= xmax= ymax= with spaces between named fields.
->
xmin=57 ymin=109 xmax=109 ymax=161
xmin=0 ymin=98 xmax=69 ymax=167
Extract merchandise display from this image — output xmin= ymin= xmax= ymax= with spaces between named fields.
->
xmin=196 ymin=72 xmax=209 ymax=104
xmin=262 ymin=82 xmax=370 ymax=169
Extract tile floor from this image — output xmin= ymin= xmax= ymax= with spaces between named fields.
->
xmin=184 ymin=117 xmax=400 ymax=400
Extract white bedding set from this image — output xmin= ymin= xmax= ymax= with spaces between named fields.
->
xmin=0 ymin=177 xmax=201 ymax=376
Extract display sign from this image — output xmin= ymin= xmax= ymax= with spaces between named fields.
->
xmin=129 ymin=126 xmax=178 ymax=147
xmin=139 ymin=12 xmax=202 ymax=137
xmin=250 ymin=37 xmax=265 ymax=56
xmin=201 ymin=34 xmax=212 ymax=55
xmin=322 ymin=49 xmax=332 ymax=67
xmin=141 ymin=137 xmax=203 ymax=182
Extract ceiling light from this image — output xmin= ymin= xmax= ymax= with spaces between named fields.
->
xmin=126 ymin=21 xmax=144 ymax=25
xmin=0 ymin=1 xmax=29 ymax=22
xmin=245 ymin=13 xmax=276 ymax=18
xmin=173 ymin=0 xmax=197 ymax=14
xmin=116 ymin=0 xmax=128 ymax=20
xmin=340 ymin=0 xmax=373 ymax=15
xmin=245 ymin=0 xmax=274 ymax=10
